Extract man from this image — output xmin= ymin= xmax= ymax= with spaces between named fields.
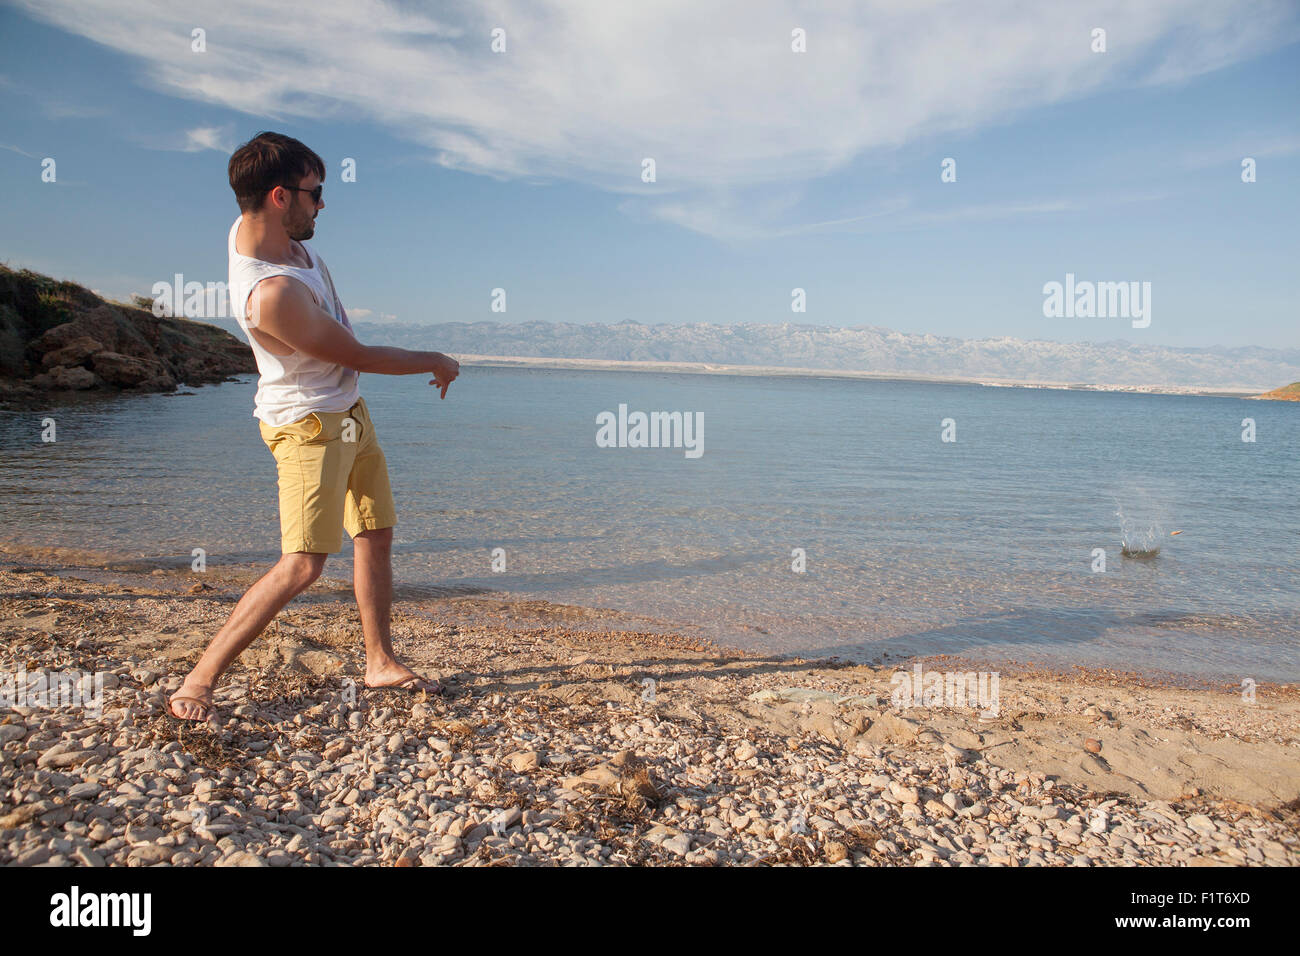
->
xmin=169 ymin=131 xmax=460 ymax=722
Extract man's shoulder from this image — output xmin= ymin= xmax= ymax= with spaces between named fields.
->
xmin=307 ymin=244 xmax=331 ymax=275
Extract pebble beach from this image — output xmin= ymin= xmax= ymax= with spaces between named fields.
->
xmin=2 ymin=543 xmax=1297 ymax=867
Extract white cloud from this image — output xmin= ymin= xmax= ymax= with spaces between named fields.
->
xmin=181 ymin=126 xmax=235 ymax=153
xmin=12 ymin=0 xmax=1299 ymax=237
xmin=347 ymin=307 xmax=401 ymax=324
xmin=136 ymin=125 xmax=236 ymax=153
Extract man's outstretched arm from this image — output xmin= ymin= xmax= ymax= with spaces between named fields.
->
xmin=252 ymin=276 xmax=460 ymax=396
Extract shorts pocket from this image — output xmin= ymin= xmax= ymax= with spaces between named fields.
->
xmin=301 ymin=413 xmax=326 ymax=443
xmin=262 ymin=413 xmax=325 ymax=449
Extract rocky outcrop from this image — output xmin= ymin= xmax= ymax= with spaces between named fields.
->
xmin=1255 ymin=382 xmax=1300 ymax=402
xmin=0 ymin=264 xmax=255 ymax=400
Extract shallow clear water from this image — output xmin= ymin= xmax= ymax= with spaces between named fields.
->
xmin=2 ymin=367 xmax=1297 ymax=681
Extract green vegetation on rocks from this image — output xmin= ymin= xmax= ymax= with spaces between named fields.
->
xmin=0 ymin=263 xmax=255 ymax=400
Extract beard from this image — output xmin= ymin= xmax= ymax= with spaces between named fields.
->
xmin=284 ymin=206 xmax=316 ymax=241
xmin=288 ymin=216 xmax=316 ymax=241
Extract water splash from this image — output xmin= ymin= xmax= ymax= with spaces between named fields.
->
xmin=1116 ymin=501 xmax=1163 ymax=558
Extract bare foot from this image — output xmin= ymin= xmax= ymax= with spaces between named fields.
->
xmin=364 ymin=662 xmax=444 ymax=695
xmin=169 ymin=679 xmax=216 ymax=721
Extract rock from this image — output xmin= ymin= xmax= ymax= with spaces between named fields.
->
xmin=44 ymin=365 xmax=100 ymax=390
xmin=319 ymin=807 xmax=349 ymax=828
xmin=747 ymin=687 xmax=877 ymax=708
xmin=87 ymin=821 xmax=114 ymax=843
xmin=215 ymin=851 xmax=267 ymax=867
xmin=824 ymin=841 xmax=849 ymax=863
xmin=322 ymin=739 xmax=351 ymax=761
xmin=925 ymin=799 xmax=955 ymax=819
xmin=564 ymin=764 xmax=621 ymax=791
xmin=67 ymin=782 xmax=102 ymax=800
xmin=0 ymin=804 xmax=42 ymax=828
xmin=74 ymin=846 xmax=106 ymax=867
xmin=40 ymin=335 xmax=105 ymax=368
xmin=733 ymin=741 xmax=758 ymax=762
xmin=91 ymin=351 xmax=172 ymax=389
xmin=889 ymin=782 xmax=920 ymax=805
xmin=491 ymin=807 xmax=522 ymax=833
xmin=507 ymin=751 xmax=540 ymax=772
xmin=0 ymin=724 xmax=27 ymax=745
xmin=126 ymin=824 xmax=165 ymax=844
xmin=1084 ymin=738 xmax=1102 ymax=754
xmin=662 ymin=835 xmax=692 ymax=857
xmin=40 ymin=749 xmax=96 ymax=769
xmin=942 ymin=743 xmax=973 ymax=763
xmin=127 ymin=845 xmax=172 ymax=865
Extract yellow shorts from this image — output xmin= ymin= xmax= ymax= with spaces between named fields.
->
xmin=258 ymin=396 xmax=397 ymax=554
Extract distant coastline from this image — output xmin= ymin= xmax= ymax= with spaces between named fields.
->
xmin=454 ymin=353 xmax=1266 ymax=398
xmin=347 ymin=317 xmax=1300 ymax=397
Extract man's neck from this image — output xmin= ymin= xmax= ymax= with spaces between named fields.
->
xmin=237 ymin=214 xmax=307 ymax=267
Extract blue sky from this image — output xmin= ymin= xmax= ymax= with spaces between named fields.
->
xmin=1 ymin=1 xmax=1297 ymax=349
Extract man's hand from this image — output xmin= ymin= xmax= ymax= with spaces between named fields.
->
xmin=429 ymin=352 xmax=459 ymax=399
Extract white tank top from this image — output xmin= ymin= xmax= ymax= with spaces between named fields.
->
xmin=227 ymin=216 xmax=361 ymax=426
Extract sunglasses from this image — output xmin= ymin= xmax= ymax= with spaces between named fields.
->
xmin=282 ymin=184 xmax=323 ymax=203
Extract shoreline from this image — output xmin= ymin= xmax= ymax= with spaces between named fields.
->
xmin=1 ymin=542 xmax=1296 ymax=867
xmin=1 ymin=359 xmax=1279 ymax=407
xmin=454 ymin=354 xmax=1270 ymax=398
xmin=0 ymin=540 xmax=1281 ymax=690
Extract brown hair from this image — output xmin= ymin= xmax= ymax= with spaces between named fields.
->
xmin=228 ymin=131 xmax=326 ymax=213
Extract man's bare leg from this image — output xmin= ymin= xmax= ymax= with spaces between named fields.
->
xmin=169 ymin=551 xmax=327 ymax=719
xmin=353 ymin=527 xmax=436 ymax=690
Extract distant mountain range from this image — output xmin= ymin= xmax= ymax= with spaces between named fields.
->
xmin=331 ymin=319 xmax=1300 ymax=393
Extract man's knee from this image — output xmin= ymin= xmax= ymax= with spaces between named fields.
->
xmin=281 ymin=552 xmax=327 ymax=591
xmin=355 ymin=526 xmax=393 ymax=549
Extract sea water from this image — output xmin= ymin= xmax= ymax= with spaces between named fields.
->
xmin=2 ymin=366 xmax=1296 ymax=681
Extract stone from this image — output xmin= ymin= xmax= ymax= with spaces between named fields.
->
xmin=125 ymin=824 xmax=164 ymax=844
xmin=319 ymin=807 xmax=349 ymax=828
xmin=1084 ymin=738 xmax=1102 ymax=754
xmin=924 ymin=799 xmax=955 ymax=819
xmin=507 ymin=751 xmax=540 ymax=772
xmin=44 ymin=365 xmax=100 ymax=390
xmin=41 ymin=336 xmax=105 ymax=369
xmin=215 ymin=851 xmax=266 ymax=867
xmin=564 ymin=764 xmax=620 ymax=791
xmin=0 ymin=724 xmax=26 ymax=745
xmin=889 ymin=782 xmax=920 ymax=805
xmin=662 ymin=835 xmax=692 ymax=857
xmin=824 ymin=841 xmax=849 ymax=863
xmin=91 ymin=352 xmax=171 ymax=389
xmin=127 ymin=845 xmax=172 ymax=865
xmin=491 ymin=807 xmax=522 ymax=832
